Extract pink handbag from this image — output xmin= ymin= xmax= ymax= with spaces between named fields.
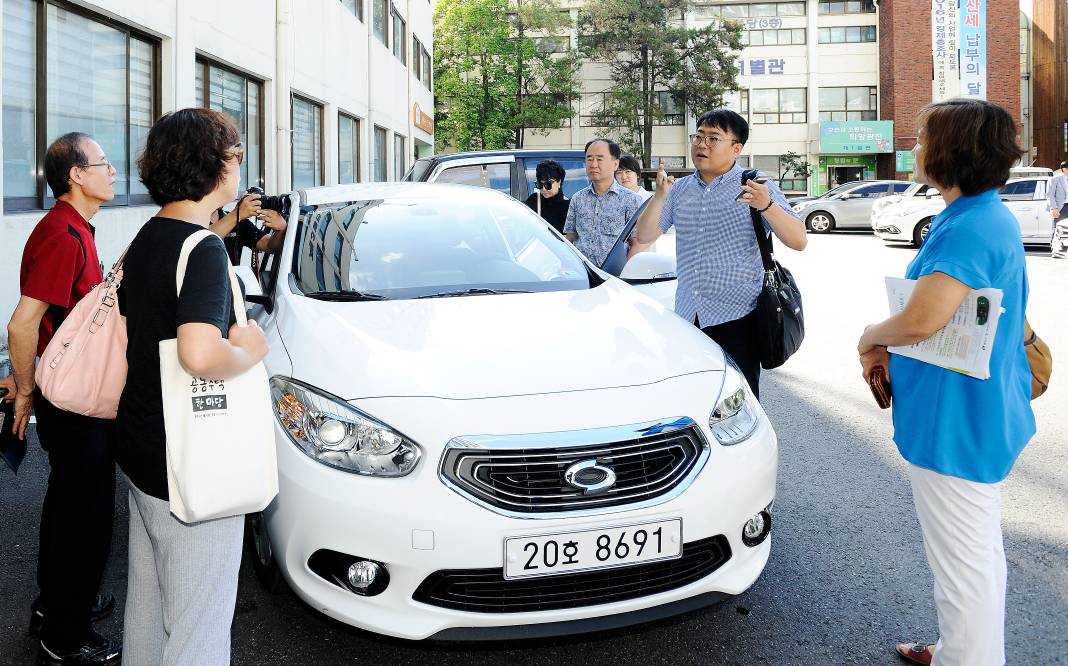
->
xmin=35 ymin=255 xmax=128 ymax=419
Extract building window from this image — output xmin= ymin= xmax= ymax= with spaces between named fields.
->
xmin=292 ymin=95 xmax=323 ymax=189
xmin=741 ymin=28 xmax=806 ymax=46
xmin=338 ymin=113 xmax=360 ymax=184
xmin=3 ymin=0 xmax=160 ymax=211
xmin=818 ymin=0 xmax=876 ymax=14
xmin=754 ymin=155 xmax=806 ymax=191
xmin=391 ymin=6 xmax=406 ymax=63
xmin=724 ymin=90 xmax=750 ymax=117
xmin=420 ymin=46 xmax=432 ymax=88
xmin=373 ymin=126 xmax=388 ymax=182
xmin=651 ymin=156 xmax=686 ymax=169
xmin=340 ymin=0 xmax=363 ymax=21
xmin=393 ymin=134 xmax=406 ymax=181
xmin=750 ymin=88 xmax=806 ymax=124
xmin=818 ymin=86 xmax=877 ymax=121
xmin=524 ymin=94 xmax=573 ymax=128
xmin=817 ymin=26 xmax=877 ymax=43
xmin=373 ymin=0 xmax=388 ymax=46
xmin=655 ymin=92 xmax=684 ymax=125
xmin=698 ymin=2 xmax=806 ymax=18
xmin=413 ymin=36 xmax=422 ymax=81
xmin=195 ymin=58 xmax=265 ymax=193
xmin=535 ymin=36 xmax=570 ymax=54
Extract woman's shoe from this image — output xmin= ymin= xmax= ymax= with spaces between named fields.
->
xmin=36 ymin=630 xmax=121 ymax=665
xmin=896 ymin=642 xmax=936 ymax=665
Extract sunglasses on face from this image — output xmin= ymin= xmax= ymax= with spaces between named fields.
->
xmin=537 ymin=180 xmax=558 ymax=189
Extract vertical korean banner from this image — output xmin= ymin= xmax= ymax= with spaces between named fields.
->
xmin=931 ymin=0 xmax=960 ymax=101
xmin=960 ymin=0 xmax=986 ymax=99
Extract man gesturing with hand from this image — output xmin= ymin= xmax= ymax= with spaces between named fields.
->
xmin=634 ymin=109 xmax=806 ymax=398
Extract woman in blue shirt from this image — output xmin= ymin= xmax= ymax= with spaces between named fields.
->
xmin=858 ymin=99 xmax=1035 ymax=666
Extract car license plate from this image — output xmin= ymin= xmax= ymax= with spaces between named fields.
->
xmin=504 ymin=518 xmax=682 ymax=580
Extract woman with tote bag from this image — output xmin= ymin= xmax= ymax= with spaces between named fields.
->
xmin=114 ymin=108 xmax=270 ymax=665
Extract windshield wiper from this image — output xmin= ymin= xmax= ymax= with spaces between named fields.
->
xmin=303 ymin=290 xmax=390 ymax=302
xmin=415 ymin=288 xmax=533 ymax=299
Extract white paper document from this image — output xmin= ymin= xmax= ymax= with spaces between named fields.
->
xmin=884 ymin=277 xmax=1003 ymax=380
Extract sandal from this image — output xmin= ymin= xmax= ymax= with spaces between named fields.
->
xmin=896 ymin=642 xmax=935 ymax=665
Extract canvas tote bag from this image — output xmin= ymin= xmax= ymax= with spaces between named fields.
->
xmin=161 ymin=229 xmax=277 ymax=523
xmin=35 ymin=253 xmax=128 ymax=419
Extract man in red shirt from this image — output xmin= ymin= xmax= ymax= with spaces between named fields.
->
xmin=1 ymin=133 xmax=122 ymax=665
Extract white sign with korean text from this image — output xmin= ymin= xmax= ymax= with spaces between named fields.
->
xmin=931 ymin=0 xmax=961 ymax=101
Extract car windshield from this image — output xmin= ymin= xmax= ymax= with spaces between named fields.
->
xmin=822 ymin=182 xmax=856 ymax=197
xmin=403 ymin=158 xmax=433 ymax=182
xmin=293 ymin=196 xmax=593 ymax=300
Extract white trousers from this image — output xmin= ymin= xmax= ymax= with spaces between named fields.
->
xmin=908 ymin=463 xmax=1006 ymax=666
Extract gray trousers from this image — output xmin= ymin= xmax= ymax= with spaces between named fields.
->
xmin=124 ymin=479 xmax=243 ymax=665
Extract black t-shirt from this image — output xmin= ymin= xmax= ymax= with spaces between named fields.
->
xmin=115 ymin=217 xmax=236 ymax=500
xmin=222 ymin=218 xmax=267 ymax=264
xmin=525 ymin=192 xmax=570 ymax=234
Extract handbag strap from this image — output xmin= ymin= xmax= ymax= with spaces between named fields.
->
xmin=175 ymin=229 xmax=248 ymax=328
xmin=749 ymin=205 xmax=775 ymax=271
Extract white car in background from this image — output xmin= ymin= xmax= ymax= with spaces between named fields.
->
xmin=872 ymin=177 xmax=1053 ymax=247
xmin=235 ymin=183 xmax=778 ymax=641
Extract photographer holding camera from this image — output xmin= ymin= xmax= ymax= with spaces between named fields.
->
xmin=210 ymin=187 xmax=288 ymax=264
xmin=634 ymin=109 xmax=807 ymax=398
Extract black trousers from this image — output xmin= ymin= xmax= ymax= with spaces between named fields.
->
xmin=34 ymin=390 xmax=115 ymax=648
xmin=696 ymin=310 xmax=761 ymax=400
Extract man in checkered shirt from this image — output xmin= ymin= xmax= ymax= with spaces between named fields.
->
xmin=563 ymin=139 xmax=644 ymax=267
xmin=634 ymin=109 xmax=808 ymax=398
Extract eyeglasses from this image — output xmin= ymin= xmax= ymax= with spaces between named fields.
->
xmin=689 ymin=133 xmax=739 ymax=148
xmin=226 ymin=143 xmax=245 ymax=164
xmin=79 ymin=159 xmax=114 ymax=173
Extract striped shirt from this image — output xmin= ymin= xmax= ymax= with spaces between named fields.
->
xmin=658 ymin=162 xmax=799 ymax=326
xmin=564 ymin=180 xmax=644 ymax=266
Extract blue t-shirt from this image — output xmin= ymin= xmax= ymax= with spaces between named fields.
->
xmin=889 ymin=189 xmax=1035 ymax=483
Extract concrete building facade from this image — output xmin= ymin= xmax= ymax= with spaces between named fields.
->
xmin=0 ymin=0 xmax=434 ymax=321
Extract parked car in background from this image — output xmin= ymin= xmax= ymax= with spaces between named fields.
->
xmin=872 ymin=177 xmax=1053 ymax=247
xmin=1009 ymin=165 xmax=1054 ymax=179
xmin=237 ymin=183 xmax=777 ymax=640
xmin=870 ymin=182 xmax=941 ymax=219
xmin=405 ymin=150 xmax=590 ymax=201
xmin=790 ymin=180 xmax=913 ymax=233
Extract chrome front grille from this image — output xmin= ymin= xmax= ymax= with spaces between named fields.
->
xmin=439 ymin=417 xmax=709 ymax=517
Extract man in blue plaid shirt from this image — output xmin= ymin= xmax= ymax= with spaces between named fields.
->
xmin=634 ymin=109 xmax=808 ymax=397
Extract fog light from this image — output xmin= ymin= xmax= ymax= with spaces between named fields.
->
xmin=742 ymin=510 xmax=772 ymax=547
xmin=347 ymin=560 xmax=382 ymax=590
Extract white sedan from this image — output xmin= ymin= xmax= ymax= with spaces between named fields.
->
xmin=872 ymin=177 xmax=1053 ymax=246
xmin=235 ymin=183 xmax=777 ymax=641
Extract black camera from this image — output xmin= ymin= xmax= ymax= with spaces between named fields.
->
xmin=246 ymin=186 xmax=291 ymax=218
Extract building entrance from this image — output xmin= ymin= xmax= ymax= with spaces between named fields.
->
xmin=828 ymin=166 xmax=865 ymax=189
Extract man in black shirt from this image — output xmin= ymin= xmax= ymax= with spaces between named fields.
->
xmin=524 ymin=159 xmax=570 ymax=234
xmin=209 ymin=193 xmax=287 ymax=265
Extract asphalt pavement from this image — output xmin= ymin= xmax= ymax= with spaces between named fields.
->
xmin=1 ymin=232 xmax=1066 ymax=665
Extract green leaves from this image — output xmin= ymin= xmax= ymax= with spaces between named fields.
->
xmin=433 ymin=0 xmax=580 ymax=151
xmin=578 ymin=0 xmax=743 ymax=166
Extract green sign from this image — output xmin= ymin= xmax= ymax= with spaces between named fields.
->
xmin=819 ymin=121 xmax=894 ymax=154
xmin=896 ymin=150 xmax=916 ymax=172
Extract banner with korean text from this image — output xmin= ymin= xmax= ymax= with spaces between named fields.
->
xmin=931 ymin=0 xmax=960 ymax=101
xmin=959 ymin=0 xmax=986 ymax=99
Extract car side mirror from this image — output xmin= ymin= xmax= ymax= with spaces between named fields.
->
xmin=621 ymin=251 xmax=676 ymax=284
xmin=233 ymin=265 xmax=274 ymax=314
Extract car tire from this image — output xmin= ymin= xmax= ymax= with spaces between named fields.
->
xmin=245 ymin=512 xmax=287 ymax=594
xmin=913 ymin=218 xmax=933 ymax=247
xmin=806 ymin=211 xmax=835 ymax=233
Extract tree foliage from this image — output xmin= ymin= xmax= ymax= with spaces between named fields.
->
xmin=433 ymin=0 xmax=580 ymax=151
xmin=578 ymin=0 xmax=743 ymax=166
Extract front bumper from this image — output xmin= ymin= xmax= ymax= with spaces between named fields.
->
xmin=263 ymin=374 xmax=778 ymax=640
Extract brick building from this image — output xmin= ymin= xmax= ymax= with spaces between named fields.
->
xmin=877 ymin=0 xmax=1021 ymax=180
xmin=1031 ymin=0 xmax=1067 ymax=168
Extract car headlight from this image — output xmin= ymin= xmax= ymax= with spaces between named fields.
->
xmin=270 ymin=376 xmax=421 ymax=477
xmin=708 ymin=361 xmax=760 ymax=445
xmin=791 ymin=202 xmax=811 ymax=213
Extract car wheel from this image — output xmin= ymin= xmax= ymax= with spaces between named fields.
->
xmin=245 ymin=512 xmax=287 ymax=594
xmin=806 ymin=211 xmax=835 ymax=233
xmin=913 ymin=218 xmax=933 ymax=247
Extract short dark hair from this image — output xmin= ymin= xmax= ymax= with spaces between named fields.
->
xmin=1059 ymin=160 xmax=1068 ymax=170
xmin=535 ymin=159 xmax=566 ymax=183
xmin=695 ymin=109 xmax=749 ymax=145
xmin=138 ymin=108 xmax=241 ymax=206
xmin=584 ymin=138 xmax=621 ymax=160
xmin=918 ymin=99 xmax=1024 ymax=196
xmin=45 ymin=132 xmax=91 ymax=198
xmin=618 ymin=155 xmax=642 ymax=175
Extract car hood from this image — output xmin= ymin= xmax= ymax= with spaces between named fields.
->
xmin=277 ymin=278 xmax=724 ymax=400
